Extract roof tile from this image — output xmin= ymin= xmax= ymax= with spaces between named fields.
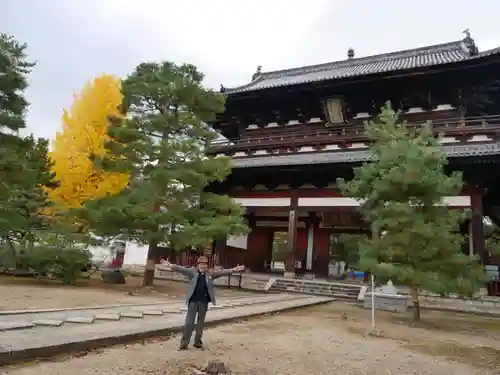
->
xmin=225 ymin=39 xmax=493 ymax=94
xmin=231 ymin=143 xmax=500 ymax=168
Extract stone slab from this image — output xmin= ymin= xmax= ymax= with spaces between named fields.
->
xmin=32 ymin=319 xmax=64 ymax=327
xmin=213 ymin=304 xmax=231 ymax=309
xmin=120 ymin=312 xmax=144 ymax=319
xmin=95 ymin=314 xmax=121 ymax=321
xmin=65 ymin=317 xmax=95 ymax=324
xmin=0 ymin=322 xmax=35 ymax=331
xmin=0 ymin=296 xmax=333 ymax=366
xmin=142 ymin=310 xmax=163 ymax=316
xmin=161 ymin=308 xmax=181 ymax=314
xmin=357 ymin=286 xmax=368 ymax=300
xmin=0 ymin=301 xmax=179 ymax=316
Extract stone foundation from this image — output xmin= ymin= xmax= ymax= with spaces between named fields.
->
xmin=364 ymin=293 xmax=408 ymax=313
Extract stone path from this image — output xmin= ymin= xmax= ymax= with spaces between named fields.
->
xmin=0 ymin=294 xmax=332 ymax=365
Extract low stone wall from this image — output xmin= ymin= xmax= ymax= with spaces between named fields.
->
xmin=155 ymin=270 xmax=269 ymax=292
xmin=361 ymin=290 xmax=500 ymax=316
xmin=270 ymin=278 xmax=363 ymax=300
xmin=364 ymin=293 xmax=408 ymax=313
xmin=415 ymin=293 xmax=500 ymax=315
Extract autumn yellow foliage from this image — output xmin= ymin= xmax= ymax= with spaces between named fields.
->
xmin=48 ymin=74 xmax=129 ymax=210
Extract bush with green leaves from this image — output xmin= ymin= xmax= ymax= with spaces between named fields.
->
xmin=53 ymin=248 xmax=92 ymax=284
xmin=17 ymin=245 xmax=91 ymax=284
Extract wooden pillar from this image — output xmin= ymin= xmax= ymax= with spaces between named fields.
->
xmin=470 ymin=186 xmax=488 ymax=265
xmin=305 ymin=212 xmax=320 ymax=272
xmin=284 ymin=192 xmax=298 ymax=278
xmin=245 ymin=212 xmax=257 ymax=270
xmin=265 ymin=231 xmax=274 ymax=272
xmin=213 ymin=237 xmax=226 ymax=267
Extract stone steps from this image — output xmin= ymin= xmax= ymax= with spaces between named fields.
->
xmin=268 ymin=278 xmax=363 ymax=301
xmin=0 ymin=295 xmax=302 ymax=332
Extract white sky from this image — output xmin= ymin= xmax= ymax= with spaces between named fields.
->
xmin=2 ymin=0 xmax=500 ymax=141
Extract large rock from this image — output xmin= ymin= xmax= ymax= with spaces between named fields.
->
xmin=101 ymin=269 xmax=126 ymax=284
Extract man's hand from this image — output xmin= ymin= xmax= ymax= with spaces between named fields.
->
xmin=160 ymin=258 xmax=172 ymax=269
xmin=232 ymin=264 xmax=245 ymax=273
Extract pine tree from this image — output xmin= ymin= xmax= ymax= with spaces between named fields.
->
xmin=48 ymin=74 xmax=129 ymax=212
xmin=5 ymin=136 xmax=57 ymax=247
xmin=82 ymin=62 xmax=248 ymax=285
xmin=338 ymin=102 xmax=488 ymax=321
xmin=0 ymin=33 xmax=35 ymax=209
xmin=0 ymin=33 xmax=41 ymax=258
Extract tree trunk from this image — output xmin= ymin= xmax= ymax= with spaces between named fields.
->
xmin=143 ymin=240 xmax=158 ymax=286
xmin=411 ymin=286 xmax=421 ymax=322
xmin=6 ymin=237 xmax=18 ymax=268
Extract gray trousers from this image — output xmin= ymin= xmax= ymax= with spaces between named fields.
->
xmin=181 ymin=300 xmax=208 ymax=346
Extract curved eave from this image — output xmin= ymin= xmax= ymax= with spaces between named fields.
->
xmin=230 ymin=143 xmax=500 ymax=169
xmin=224 ymin=47 xmax=500 ymax=97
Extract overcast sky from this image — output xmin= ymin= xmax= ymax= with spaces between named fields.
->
xmin=2 ymin=0 xmax=500 ymax=141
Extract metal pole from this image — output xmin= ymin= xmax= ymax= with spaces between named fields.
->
xmin=370 ymin=223 xmax=377 ymax=333
xmin=371 ymin=273 xmax=375 ymax=332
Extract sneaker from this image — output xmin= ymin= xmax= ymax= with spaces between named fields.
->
xmin=193 ymin=341 xmax=204 ymax=349
xmin=179 ymin=345 xmax=188 ymax=351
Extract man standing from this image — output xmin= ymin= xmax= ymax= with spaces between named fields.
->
xmin=159 ymin=256 xmax=245 ymax=350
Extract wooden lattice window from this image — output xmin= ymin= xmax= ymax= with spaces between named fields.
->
xmin=324 ymin=97 xmax=345 ymax=124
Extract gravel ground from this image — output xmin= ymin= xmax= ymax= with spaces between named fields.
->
xmin=0 ymin=276 xmax=251 ymax=310
xmin=4 ymin=303 xmax=499 ymax=375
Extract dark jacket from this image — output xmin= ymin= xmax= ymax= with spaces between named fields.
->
xmin=170 ymin=265 xmax=234 ymax=305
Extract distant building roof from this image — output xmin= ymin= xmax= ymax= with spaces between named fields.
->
xmin=224 ymin=35 xmax=500 ymax=95
xmin=231 ymin=143 xmax=500 ymax=168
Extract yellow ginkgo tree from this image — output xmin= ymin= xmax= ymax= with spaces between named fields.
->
xmin=48 ymin=74 xmax=129 ymax=213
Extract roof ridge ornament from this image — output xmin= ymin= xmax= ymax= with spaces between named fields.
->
xmin=347 ymin=47 xmax=355 ymax=59
xmin=461 ymin=28 xmax=479 ymax=56
xmin=252 ymin=65 xmax=262 ymax=81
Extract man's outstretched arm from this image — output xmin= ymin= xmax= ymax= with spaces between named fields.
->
xmin=159 ymin=259 xmax=194 ymax=278
xmin=211 ymin=264 xmax=245 ymax=279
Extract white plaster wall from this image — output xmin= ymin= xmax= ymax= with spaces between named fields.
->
xmin=226 ymin=234 xmax=248 ymax=250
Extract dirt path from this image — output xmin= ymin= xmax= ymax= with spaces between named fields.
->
xmin=4 ymin=302 xmax=499 ymax=375
xmin=0 ymin=276 xmax=251 ymax=310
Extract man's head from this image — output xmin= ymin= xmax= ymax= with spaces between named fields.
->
xmin=197 ymin=256 xmax=209 ymax=272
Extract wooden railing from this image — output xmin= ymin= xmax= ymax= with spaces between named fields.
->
xmin=208 ymin=115 xmax=500 ymax=154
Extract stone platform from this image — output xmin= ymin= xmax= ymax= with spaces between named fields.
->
xmin=0 ymin=294 xmax=333 ymax=365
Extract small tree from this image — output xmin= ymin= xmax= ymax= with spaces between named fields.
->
xmin=82 ymin=62 xmax=248 ymax=285
xmin=338 ymin=102 xmax=488 ymax=321
xmin=48 ymin=74 xmax=129 ymax=211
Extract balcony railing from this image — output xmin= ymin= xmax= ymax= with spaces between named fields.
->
xmin=209 ymin=115 xmax=500 ymax=154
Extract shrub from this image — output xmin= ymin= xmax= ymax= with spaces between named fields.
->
xmin=53 ymin=248 xmax=92 ymax=284
xmin=17 ymin=246 xmax=91 ymax=284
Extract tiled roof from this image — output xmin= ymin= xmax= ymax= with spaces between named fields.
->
xmin=231 ymin=143 xmax=500 ymax=169
xmin=225 ymin=37 xmax=498 ymax=94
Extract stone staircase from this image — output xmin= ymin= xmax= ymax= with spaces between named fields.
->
xmin=267 ymin=278 xmax=364 ymax=301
